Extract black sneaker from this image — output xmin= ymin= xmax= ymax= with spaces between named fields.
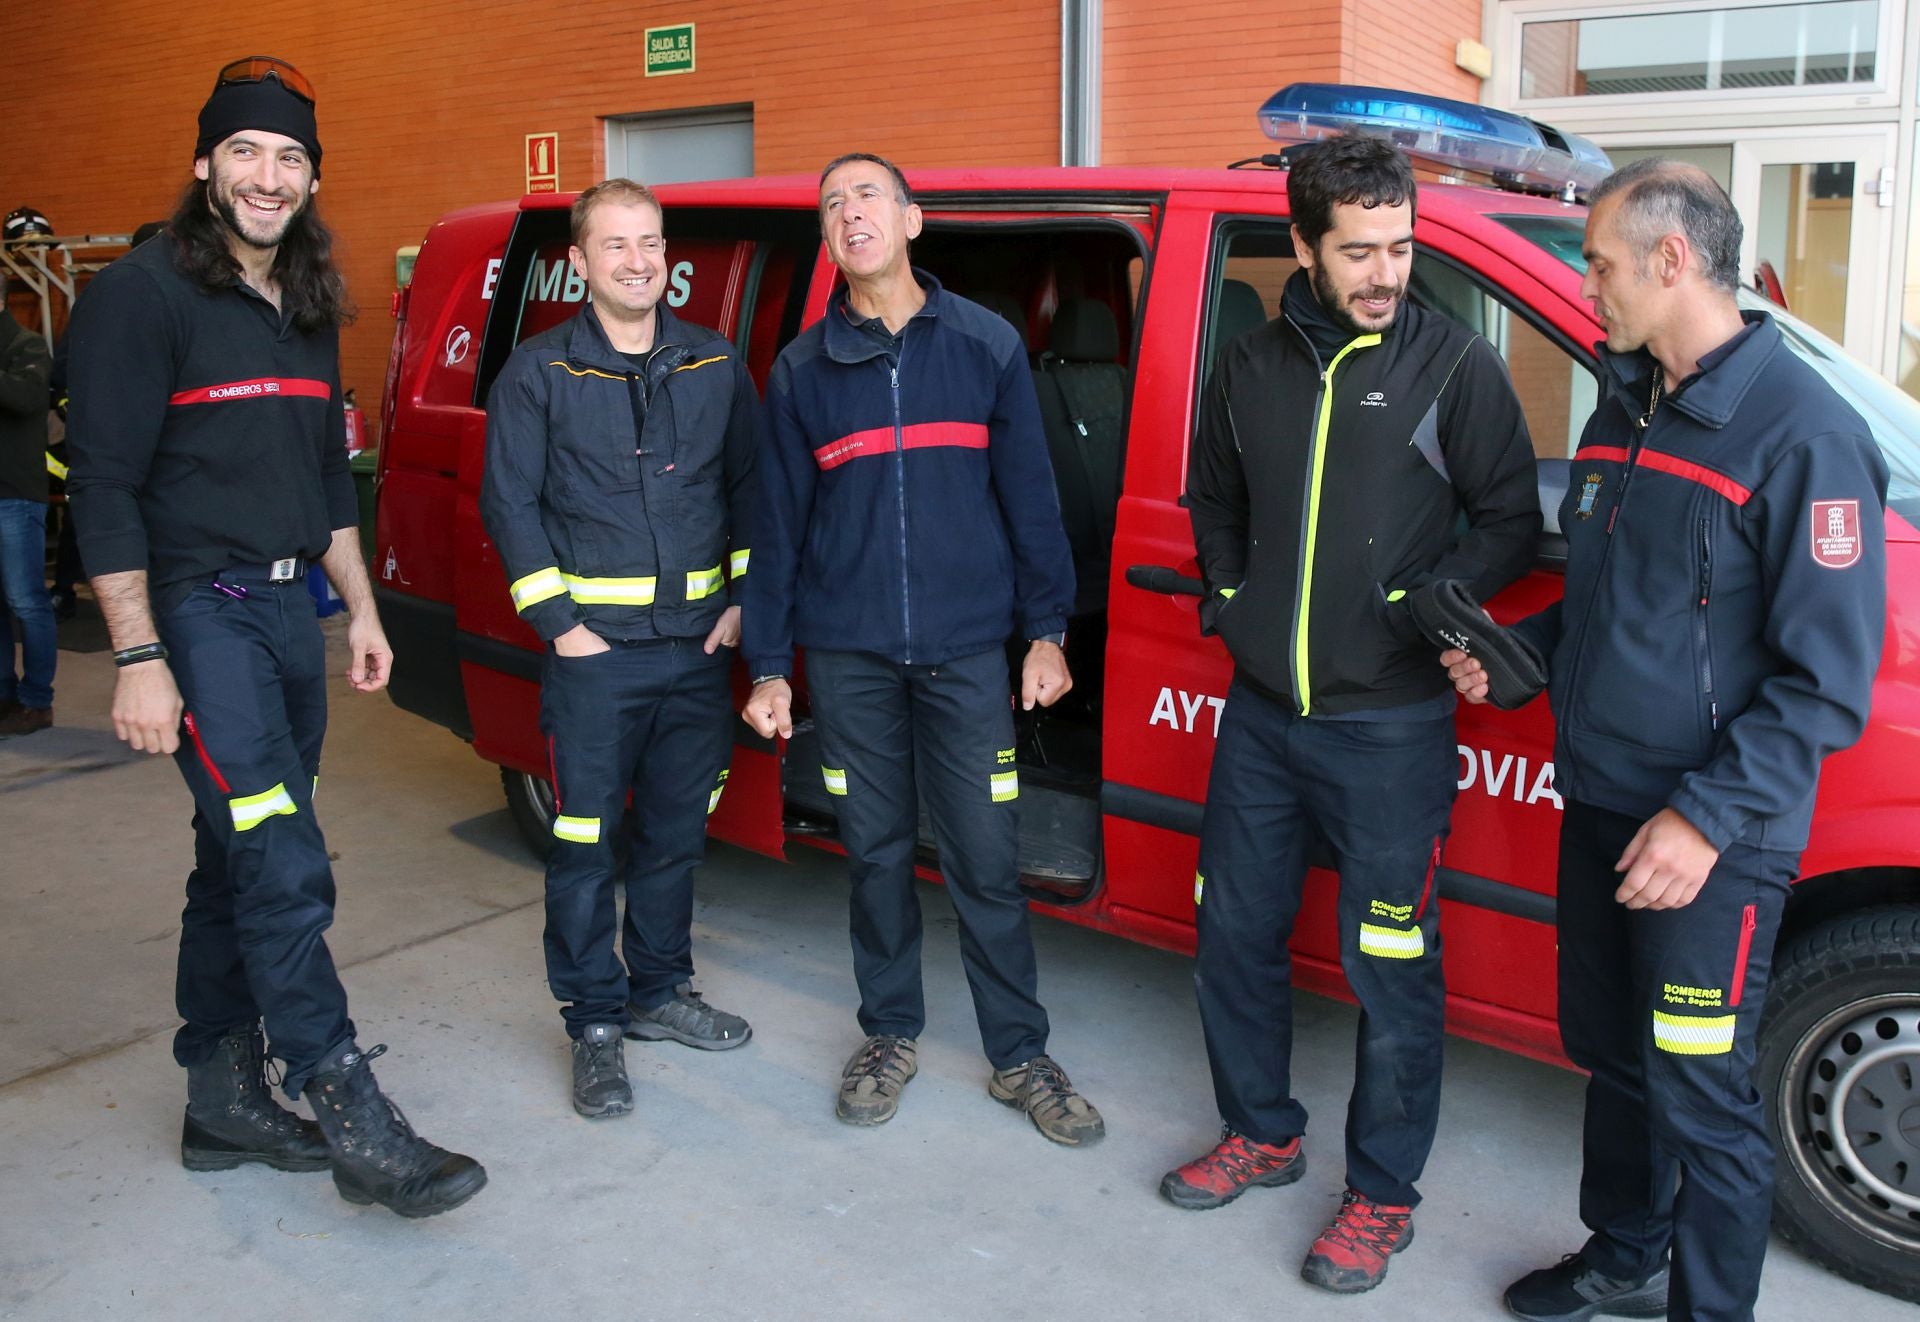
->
xmin=572 ymin=1023 xmax=633 ymax=1118
xmin=1505 ymin=1254 xmax=1670 ymax=1321
xmin=627 ymin=983 xmax=751 ymax=1051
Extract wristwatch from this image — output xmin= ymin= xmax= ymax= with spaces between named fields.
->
xmin=1032 ymin=632 xmax=1066 ymax=648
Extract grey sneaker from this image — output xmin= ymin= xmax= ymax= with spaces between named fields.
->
xmin=989 ymin=1054 xmax=1105 ymax=1146
xmin=572 ymin=1023 xmax=633 ymax=1118
xmin=836 ymin=1035 xmax=918 ymax=1126
xmin=626 ymin=983 xmax=752 ymax=1050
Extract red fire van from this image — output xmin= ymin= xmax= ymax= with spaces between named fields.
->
xmin=372 ymin=90 xmax=1920 ymax=1299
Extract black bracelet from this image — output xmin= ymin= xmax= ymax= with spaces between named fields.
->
xmin=113 ymin=642 xmax=170 ymax=668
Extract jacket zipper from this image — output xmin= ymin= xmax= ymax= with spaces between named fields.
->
xmin=1696 ymin=515 xmax=1718 ymax=733
xmin=1291 ymin=333 xmax=1380 ymax=715
xmin=619 ymin=345 xmax=668 ymax=600
xmin=1729 ymin=903 xmax=1757 ymax=1006
xmin=890 ymin=327 xmax=912 ymax=663
xmin=1560 ymin=378 xmax=1654 ymax=734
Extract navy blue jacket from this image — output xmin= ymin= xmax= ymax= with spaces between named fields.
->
xmin=744 ymin=273 xmax=1074 ymax=676
xmin=1517 ymin=313 xmax=1888 ymax=853
xmin=482 ymin=302 xmax=758 ymax=643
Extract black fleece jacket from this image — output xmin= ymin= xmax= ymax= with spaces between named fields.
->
xmin=1187 ymin=271 xmax=1541 ymax=716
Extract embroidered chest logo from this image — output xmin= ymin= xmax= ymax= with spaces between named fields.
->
xmin=1811 ymin=499 xmax=1862 ymax=569
xmin=1575 ymin=472 xmax=1604 ymax=520
xmin=1361 ymin=390 xmax=1388 ymax=407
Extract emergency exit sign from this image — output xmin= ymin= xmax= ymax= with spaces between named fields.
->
xmin=645 ymin=23 xmax=695 ymax=76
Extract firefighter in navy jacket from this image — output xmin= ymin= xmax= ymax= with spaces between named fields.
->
xmin=482 ymin=180 xmax=760 ymax=1119
xmin=741 ymin=154 xmax=1102 ymax=1145
xmin=1449 ymin=161 xmax=1889 ymax=1322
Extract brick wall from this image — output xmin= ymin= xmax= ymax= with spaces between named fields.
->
xmin=1 ymin=1 xmax=1485 ymax=426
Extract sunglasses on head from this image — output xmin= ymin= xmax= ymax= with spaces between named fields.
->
xmin=214 ymin=56 xmax=316 ymax=105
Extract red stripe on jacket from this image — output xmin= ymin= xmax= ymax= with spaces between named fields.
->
xmin=168 ymin=377 xmax=332 ymax=407
xmin=1575 ymin=444 xmax=1752 ymax=506
xmin=813 ymin=422 xmax=990 ymax=471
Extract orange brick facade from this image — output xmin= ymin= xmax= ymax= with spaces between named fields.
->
xmin=1 ymin=0 xmax=1485 ymax=425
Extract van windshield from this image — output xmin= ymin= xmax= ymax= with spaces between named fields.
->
xmin=1495 ymin=213 xmax=1920 ymax=525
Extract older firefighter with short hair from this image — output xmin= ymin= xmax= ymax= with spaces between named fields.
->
xmin=742 ymin=152 xmax=1103 ymax=1145
xmin=482 ymin=178 xmax=761 ymax=1119
xmin=1448 ymin=159 xmax=1888 ymax=1322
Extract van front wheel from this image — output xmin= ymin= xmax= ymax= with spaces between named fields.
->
xmin=1759 ymin=905 xmax=1920 ymax=1303
xmin=501 ymin=767 xmax=557 ymax=863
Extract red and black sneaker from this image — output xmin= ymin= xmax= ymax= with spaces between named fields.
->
xmin=1300 ymin=1188 xmax=1415 ymax=1293
xmin=1158 ymin=1126 xmax=1304 ymax=1210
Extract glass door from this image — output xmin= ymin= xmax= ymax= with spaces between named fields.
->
xmin=1731 ymin=130 xmax=1896 ymax=366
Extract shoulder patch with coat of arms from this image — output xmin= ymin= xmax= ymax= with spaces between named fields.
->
xmin=1811 ymin=499 xmax=1862 ymax=569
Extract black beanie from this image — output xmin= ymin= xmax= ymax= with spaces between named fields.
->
xmin=194 ymin=77 xmax=322 ymax=177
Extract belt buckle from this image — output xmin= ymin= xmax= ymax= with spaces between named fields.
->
xmin=269 ymin=557 xmax=299 ymax=583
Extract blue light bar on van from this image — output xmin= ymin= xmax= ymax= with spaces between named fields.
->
xmin=1257 ymin=84 xmax=1612 ymax=197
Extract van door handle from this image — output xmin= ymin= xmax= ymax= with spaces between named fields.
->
xmin=1126 ymin=564 xmax=1206 ymax=597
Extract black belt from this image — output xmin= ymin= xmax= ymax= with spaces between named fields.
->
xmin=217 ymin=557 xmax=309 ymax=585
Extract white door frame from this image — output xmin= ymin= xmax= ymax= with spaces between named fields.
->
xmin=1585 ymin=123 xmax=1898 ymax=369
xmin=1731 ymin=127 xmax=1896 ymax=367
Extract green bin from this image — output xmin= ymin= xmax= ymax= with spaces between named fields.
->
xmin=351 ymin=449 xmax=378 ymax=565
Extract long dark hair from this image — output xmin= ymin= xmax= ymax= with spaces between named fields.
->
xmin=167 ymin=176 xmax=354 ymax=332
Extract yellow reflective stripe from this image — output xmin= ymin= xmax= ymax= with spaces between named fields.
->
xmin=1387 ymin=588 xmax=1406 ymax=602
xmin=822 ymin=766 xmax=847 ymax=796
xmin=1193 ymin=872 xmax=1205 ymax=906
xmin=1653 ymin=1010 xmax=1736 ymax=1055
xmin=562 ymin=573 xmax=656 ymax=605
xmin=230 ymin=782 xmax=297 ymax=832
xmin=546 ymin=361 xmax=627 ymax=381
xmin=671 ymin=354 xmax=729 ymax=374
xmin=730 ymin=547 xmax=750 ymax=578
xmin=311 ymin=775 xmax=319 ymax=801
xmin=45 ymin=451 xmax=68 ymax=479
xmin=708 ymin=769 xmax=730 ymax=816
xmin=1294 ymin=334 xmax=1381 ymax=715
xmin=510 ymin=567 xmax=567 ymax=612
xmin=1218 ymin=587 xmax=1236 ymax=599
xmin=1357 ymin=922 xmax=1424 ymax=959
xmin=686 ymin=565 xmax=725 ymax=601
xmin=553 ymin=815 xmax=601 ymax=844
xmin=990 ymin=770 xmax=1019 ymax=803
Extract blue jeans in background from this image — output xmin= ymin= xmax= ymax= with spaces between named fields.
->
xmin=0 ymin=498 xmax=56 ymax=710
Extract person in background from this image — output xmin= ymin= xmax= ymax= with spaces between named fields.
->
xmin=0 ymin=307 xmax=56 ymax=737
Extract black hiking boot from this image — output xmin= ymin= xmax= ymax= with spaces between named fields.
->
xmin=181 ymin=1024 xmax=330 ymax=1173
xmin=307 ymin=1043 xmax=487 ymax=1218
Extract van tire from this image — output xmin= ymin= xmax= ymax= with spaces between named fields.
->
xmin=502 ymin=767 xmax=557 ymax=863
xmin=1758 ymin=904 xmax=1920 ymax=1303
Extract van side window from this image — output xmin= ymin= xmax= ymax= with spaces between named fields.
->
xmin=474 ymin=206 xmax=816 ymax=402
xmin=1203 ymin=224 xmax=1295 ymax=380
xmin=1408 ymin=259 xmax=1598 ymax=459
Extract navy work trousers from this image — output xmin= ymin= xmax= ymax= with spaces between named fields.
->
xmin=1558 ymin=801 xmax=1796 ymax=1322
xmin=539 ymin=636 xmax=733 ymax=1037
xmin=1194 ymin=677 xmax=1456 ymax=1208
xmin=160 ymin=573 xmax=354 ymax=1100
xmin=805 ymin=646 xmax=1048 ymax=1069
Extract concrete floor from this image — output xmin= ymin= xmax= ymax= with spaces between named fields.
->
xmin=0 ymin=616 xmax=1903 ymax=1321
